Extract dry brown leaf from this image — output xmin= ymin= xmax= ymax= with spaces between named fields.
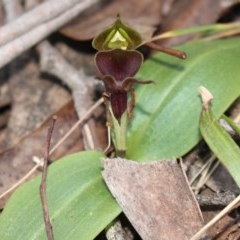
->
xmin=0 ymin=100 xmax=83 ymax=208
xmin=60 ymin=0 xmax=161 ymax=41
xmin=102 ymin=158 xmax=204 ymax=240
xmin=202 ymin=205 xmax=240 ymax=240
xmin=159 ymin=0 xmax=239 ymax=46
xmin=2 ymin=61 xmax=71 ymax=150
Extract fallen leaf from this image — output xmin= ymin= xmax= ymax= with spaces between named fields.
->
xmin=3 ymin=61 xmax=71 ymax=150
xmin=60 ymin=0 xmax=161 ymax=41
xmin=102 ymin=158 xmax=204 ymax=240
xmin=202 ymin=204 xmax=240 ymax=240
xmin=158 ymin=0 xmax=238 ymax=46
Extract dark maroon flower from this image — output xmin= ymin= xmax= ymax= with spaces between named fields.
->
xmin=95 ymin=49 xmax=143 ymax=120
xmin=91 ymin=15 xmax=186 ymax=156
xmin=95 ymin=48 xmax=143 ymax=81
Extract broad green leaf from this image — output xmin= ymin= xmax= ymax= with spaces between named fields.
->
xmin=127 ymin=38 xmax=240 ymax=161
xmin=0 ymin=151 xmax=120 ymax=240
xmin=1 ymin=38 xmax=240 ymax=240
xmin=199 ymin=97 xmax=240 ymax=186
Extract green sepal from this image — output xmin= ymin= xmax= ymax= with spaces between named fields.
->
xmin=92 ymin=15 xmax=142 ymax=50
xmin=108 ymin=105 xmax=128 ymax=157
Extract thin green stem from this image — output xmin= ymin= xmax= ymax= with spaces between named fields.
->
xmin=143 ymin=21 xmax=240 ymax=44
xmin=109 ymin=107 xmax=128 ymax=157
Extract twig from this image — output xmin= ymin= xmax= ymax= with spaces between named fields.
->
xmin=0 ymin=158 xmax=42 ymax=200
xmin=37 ymin=40 xmax=91 ymax=94
xmin=189 ymin=155 xmax=215 ymax=186
xmin=190 ymin=155 xmax=219 ymax=194
xmin=104 ymin=124 xmax=111 ymax=154
xmin=0 ymin=0 xmax=98 ymax=46
xmin=40 ymin=116 xmax=57 ymax=240
xmin=196 ymin=191 xmax=237 ymax=207
xmin=190 ymin=194 xmax=240 ymax=240
xmin=2 ymin=0 xmax=22 ymax=21
xmin=25 ymin=0 xmax=43 ymax=10
xmin=50 ymin=98 xmax=104 ymax=155
xmin=0 ymin=0 xmax=99 ymax=69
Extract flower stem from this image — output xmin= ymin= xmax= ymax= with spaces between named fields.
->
xmin=109 ymin=107 xmax=128 ymax=157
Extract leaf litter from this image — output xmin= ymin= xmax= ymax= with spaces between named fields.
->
xmin=0 ymin=0 xmax=240 ymax=239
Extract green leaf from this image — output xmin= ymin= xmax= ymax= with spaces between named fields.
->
xmin=1 ymin=38 xmax=240 ymax=240
xmin=127 ymin=38 xmax=240 ymax=161
xmin=222 ymin=114 xmax=240 ymax=136
xmin=0 ymin=151 xmax=121 ymax=240
xmin=199 ymin=97 xmax=240 ymax=186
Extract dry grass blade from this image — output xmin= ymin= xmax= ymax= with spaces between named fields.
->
xmin=0 ymin=0 xmax=99 ymax=68
xmin=190 ymin=194 xmax=240 ymax=240
xmin=50 ymin=98 xmax=104 ymax=155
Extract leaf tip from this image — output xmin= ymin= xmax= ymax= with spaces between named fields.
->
xmin=198 ymin=86 xmax=213 ymax=110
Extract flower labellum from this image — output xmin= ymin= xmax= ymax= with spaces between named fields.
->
xmin=95 ymin=49 xmax=143 ymax=120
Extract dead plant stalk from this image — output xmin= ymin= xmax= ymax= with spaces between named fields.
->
xmin=40 ymin=116 xmax=57 ymax=240
xmin=0 ymin=0 xmax=99 ymax=69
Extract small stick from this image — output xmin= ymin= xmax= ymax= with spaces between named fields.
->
xmin=40 ymin=116 xmax=57 ymax=240
xmin=190 ymin=194 xmax=240 ymax=240
xmin=0 ymin=161 xmax=40 ymax=200
xmin=0 ymin=0 xmax=99 ymax=69
xmin=146 ymin=42 xmax=187 ymax=59
xmin=103 ymin=123 xmax=111 ymax=154
xmin=196 ymin=191 xmax=237 ymax=208
xmin=0 ymin=0 xmax=98 ymax=46
xmin=50 ymin=98 xmax=104 ymax=156
xmin=189 ymin=154 xmax=216 ymax=186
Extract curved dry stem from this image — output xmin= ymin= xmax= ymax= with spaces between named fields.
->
xmin=50 ymin=98 xmax=104 ymax=155
xmin=146 ymin=42 xmax=187 ymax=59
xmin=0 ymin=158 xmax=42 ymax=200
xmin=103 ymin=124 xmax=112 ymax=154
xmin=190 ymin=194 xmax=240 ymax=240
